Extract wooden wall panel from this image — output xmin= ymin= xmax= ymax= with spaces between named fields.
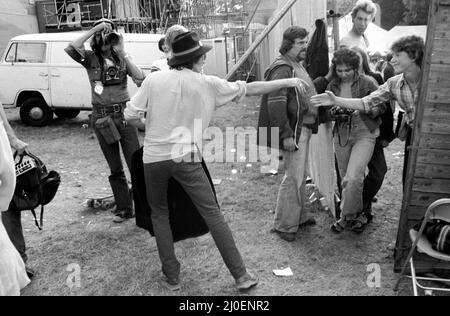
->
xmin=410 ymin=191 xmax=449 ymax=207
xmin=417 ymin=149 xmax=450 ymax=166
xmin=426 ymin=65 xmax=450 ymax=104
xmin=415 ymin=163 xmax=450 ymax=179
xmin=419 ymin=133 xmax=450 ymax=150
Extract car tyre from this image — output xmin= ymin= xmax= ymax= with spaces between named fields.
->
xmin=20 ymin=97 xmax=53 ymax=127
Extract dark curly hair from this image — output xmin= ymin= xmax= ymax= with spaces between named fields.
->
xmin=332 ymin=48 xmax=361 ymax=77
xmin=391 ymin=35 xmax=425 ymax=67
xmin=279 ymin=26 xmax=309 ymax=55
xmin=90 ymin=32 xmax=120 ymax=68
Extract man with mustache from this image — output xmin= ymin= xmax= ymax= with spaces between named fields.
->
xmin=258 ymin=26 xmax=318 ymax=242
xmin=340 ymin=0 xmax=378 ymax=52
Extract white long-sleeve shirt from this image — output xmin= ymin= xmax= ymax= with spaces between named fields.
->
xmin=125 ymin=68 xmax=247 ymax=163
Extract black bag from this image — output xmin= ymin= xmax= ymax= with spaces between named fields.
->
xmin=11 ymin=152 xmax=61 ymax=230
xmin=416 ymin=220 xmax=450 ymax=255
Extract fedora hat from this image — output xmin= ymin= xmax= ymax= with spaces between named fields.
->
xmin=168 ymin=32 xmax=212 ymax=67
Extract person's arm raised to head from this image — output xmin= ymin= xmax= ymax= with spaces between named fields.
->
xmin=245 ymin=78 xmax=307 ymax=97
xmin=71 ymin=22 xmax=112 ymax=49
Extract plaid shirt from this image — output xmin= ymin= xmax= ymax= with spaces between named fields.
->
xmin=362 ymin=74 xmax=419 ymax=124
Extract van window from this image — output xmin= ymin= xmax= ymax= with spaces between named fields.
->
xmin=5 ymin=43 xmax=17 ymax=62
xmin=9 ymin=43 xmax=46 ymax=63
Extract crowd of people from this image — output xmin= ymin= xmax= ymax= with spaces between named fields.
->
xmin=0 ymin=0 xmax=426 ymax=295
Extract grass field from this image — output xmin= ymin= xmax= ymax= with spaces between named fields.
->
xmin=5 ymin=96 xmax=416 ymax=296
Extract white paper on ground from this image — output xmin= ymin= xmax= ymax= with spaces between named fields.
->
xmin=273 ymin=267 xmax=293 ymax=277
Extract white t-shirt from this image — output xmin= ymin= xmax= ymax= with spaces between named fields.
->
xmin=125 ymin=68 xmax=247 ymax=163
xmin=151 ymin=58 xmax=170 ymax=72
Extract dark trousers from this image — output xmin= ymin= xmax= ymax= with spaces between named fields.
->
xmin=144 ymin=156 xmax=247 ymax=281
xmin=362 ymin=141 xmax=388 ymax=212
xmin=92 ymin=112 xmax=140 ymax=212
xmin=402 ymin=126 xmax=413 ymax=188
xmin=1 ymin=205 xmax=27 ymax=263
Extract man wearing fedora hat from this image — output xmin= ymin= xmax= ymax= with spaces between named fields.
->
xmin=125 ymin=31 xmax=309 ymax=291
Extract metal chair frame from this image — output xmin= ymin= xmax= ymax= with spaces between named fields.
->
xmin=394 ymin=199 xmax=450 ymax=296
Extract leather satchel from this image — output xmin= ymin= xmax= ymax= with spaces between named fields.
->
xmin=95 ymin=116 xmax=121 ymax=145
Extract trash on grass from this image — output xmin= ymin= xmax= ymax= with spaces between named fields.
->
xmin=260 ymin=166 xmax=278 ymax=175
xmin=273 ymin=267 xmax=293 ymax=277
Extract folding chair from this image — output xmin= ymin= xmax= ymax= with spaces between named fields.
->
xmin=394 ymin=198 xmax=450 ymax=296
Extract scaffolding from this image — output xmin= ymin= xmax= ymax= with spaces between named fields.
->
xmin=36 ymin=0 xmax=258 ymax=80
xmin=37 ymin=0 xmax=253 ymax=36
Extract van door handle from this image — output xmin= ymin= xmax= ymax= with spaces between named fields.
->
xmin=51 ymin=74 xmax=61 ymax=77
xmin=39 ymin=73 xmax=48 ymax=77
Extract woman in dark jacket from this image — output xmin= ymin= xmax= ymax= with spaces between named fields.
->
xmin=326 ymin=48 xmax=382 ymax=233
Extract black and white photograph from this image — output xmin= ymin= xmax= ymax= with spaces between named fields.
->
xmin=0 ymin=0 xmax=449 ymax=300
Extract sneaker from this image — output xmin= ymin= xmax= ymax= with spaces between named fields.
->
xmin=236 ymin=272 xmax=258 ymax=291
xmin=163 ymin=276 xmax=181 ymax=292
xmin=271 ymin=229 xmax=296 ymax=242
xmin=299 ymin=218 xmax=317 ymax=228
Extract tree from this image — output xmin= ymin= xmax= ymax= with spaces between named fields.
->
xmin=402 ymin=0 xmax=430 ymax=25
xmin=374 ymin=0 xmax=430 ymax=29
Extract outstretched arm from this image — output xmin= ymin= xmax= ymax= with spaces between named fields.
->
xmin=246 ymin=78 xmax=307 ymax=96
xmin=310 ymin=91 xmax=365 ymax=111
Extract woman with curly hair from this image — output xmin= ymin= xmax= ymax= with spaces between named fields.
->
xmin=325 ymin=48 xmax=382 ymax=233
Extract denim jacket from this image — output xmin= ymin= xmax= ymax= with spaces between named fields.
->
xmin=327 ymin=74 xmax=383 ymax=133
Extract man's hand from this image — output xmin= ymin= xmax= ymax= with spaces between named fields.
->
xmin=283 ymin=138 xmax=297 ymax=152
xmin=289 ymin=78 xmax=308 ymax=96
xmin=310 ymin=91 xmax=337 ymax=107
xmin=10 ymin=137 xmax=28 ymax=155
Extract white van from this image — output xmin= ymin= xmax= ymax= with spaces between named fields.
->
xmin=0 ymin=32 xmax=164 ymax=126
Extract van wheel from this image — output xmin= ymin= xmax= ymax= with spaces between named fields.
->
xmin=54 ymin=109 xmax=81 ymax=119
xmin=20 ymin=97 xmax=53 ymax=127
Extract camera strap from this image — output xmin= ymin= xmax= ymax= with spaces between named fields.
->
xmin=334 ymin=116 xmax=352 ymax=148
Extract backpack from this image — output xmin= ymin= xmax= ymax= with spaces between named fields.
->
xmin=423 ymin=220 xmax=450 ymax=255
xmin=10 ymin=152 xmax=61 ymax=230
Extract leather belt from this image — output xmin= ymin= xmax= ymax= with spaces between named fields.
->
xmin=93 ymin=103 xmax=126 ymax=115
